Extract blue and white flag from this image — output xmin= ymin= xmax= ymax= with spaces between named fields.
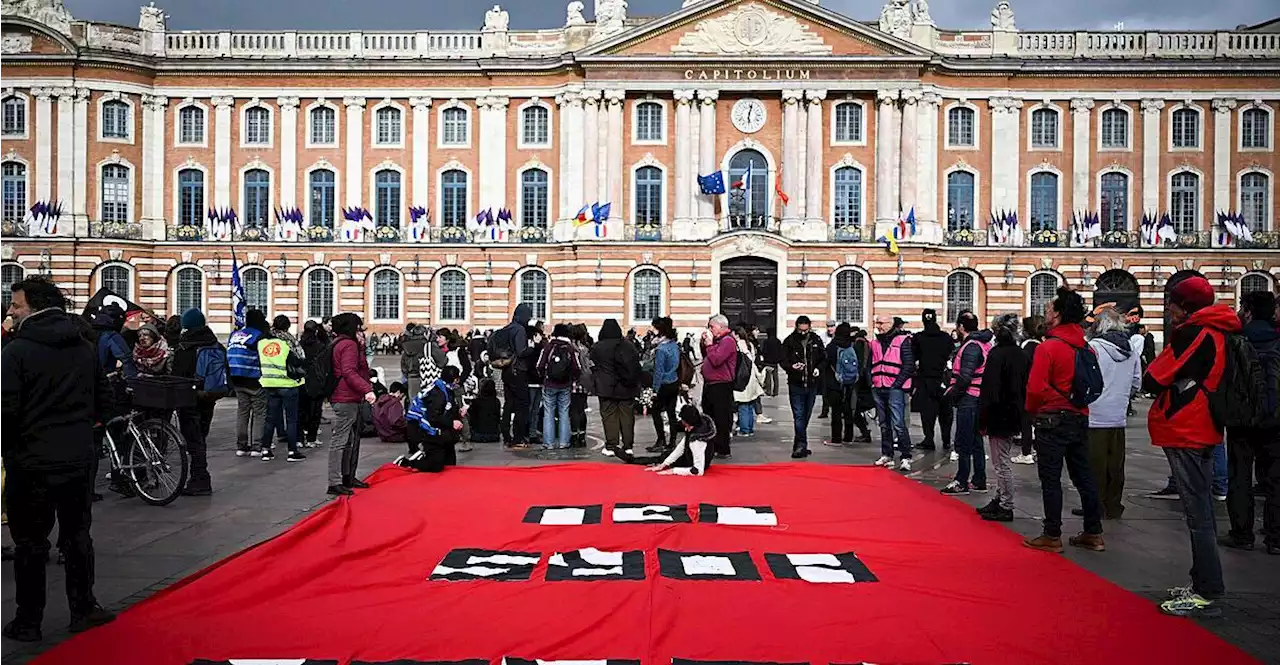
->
xmin=230 ymin=249 xmax=246 ymax=329
xmin=698 ymin=171 xmax=726 ymax=195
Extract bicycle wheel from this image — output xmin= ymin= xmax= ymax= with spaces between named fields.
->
xmin=127 ymin=418 xmax=189 ymax=506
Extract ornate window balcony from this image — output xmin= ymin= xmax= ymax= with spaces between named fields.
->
xmin=89 ymin=221 xmax=144 ymax=240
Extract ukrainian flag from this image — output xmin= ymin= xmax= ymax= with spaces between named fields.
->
xmin=877 ymin=234 xmax=900 ymax=256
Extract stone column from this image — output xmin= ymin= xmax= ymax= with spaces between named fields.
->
xmin=804 ymin=89 xmax=826 ymax=225
xmin=1140 ymin=99 xmax=1164 ymax=215
xmin=780 ymin=89 xmax=804 ymax=222
xmin=140 ymin=94 xmax=168 ymax=237
xmin=556 ymin=91 xmax=583 ymax=220
xmin=899 ymin=89 xmax=920 ymax=220
xmin=989 ymin=97 xmax=1023 ymax=216
xmin=697 ymin=90 xmax=718 ymax=224
xmin=410 ymin=97 xmax=432 ymax=209
xmin=33 ymin=88 xmax=53 ymax=204
xmin=688 ymin=93 xmax=701 ymax=225
xmin=604 ymin=89 xmax=626 ymax=221
xmin=342 ymin=96 xmax=365 ymax=207
xmin=277 ymin=96 xmax=299 ymax=209
xmin=1070 ymin=98 xmax=1094 ymax=216
xmin=477 ymin=95 xmax=509 ymax=215
xmin=874 ymin=89 xmax=899 ymax=225
xmin=55 ymin=89 xmax=75 ymax=211
xmin=1212 ymin=98 xmax=1237 ymax=220
xmin=673 ymin=89 xmax=696 ymax=224
xmin=71 ymin=88 xmax=89 ymax=225
xmin=916 ymin=92 xmax=941 ymax=229
xmin=581 ymin=90 xmax=601 ymax=208
xmin=212 ymin=95 xmax=235 ymax=209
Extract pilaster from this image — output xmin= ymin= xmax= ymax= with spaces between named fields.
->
xmin=212 ymin=95 xmax=235 ymax=209
xmin=70 ymin=87 xmax=89 ymax=226
xmin=697 ymin=90 xmax=718 ymax=224
xmin=410 ymin=96 xmax=432 ymax=210
xmin=277 ymin=96 xmax=299 ymax=209
xmin=343 ymin=96 xmax=365 ymax=206
xmin=581 ymin=90 xmax=601 ymax=208
xmin=604 ymin=89 xmax=626 ymax=222
xmin=1212 ymin=98 xmax=1237 ymax=218
xmin=804 ymin=89 xmax=826 ymax=225
xmin=32 ymin=88 xmax=53 ymax=204
xmin=1070 ymin=98 xmax=1094 ymax=215
xmin=916 ymin=92 xmax=941 ymax=229
xmin=673 ymin=89 xmax=696 ymax=224
xmin=780 ymin=89 xmax=804 ymax=222
xmin=874 ymin=89 xmax=899 ymax=225
xmin=1140 ymin=99 xmax=1165 ymax=215
xmin=989 ymin=96 xmax=1023 ymax=216
xmin=477 ymin=95 xmax=509 ymax=215
xmin=899 ymin=89 xmax=920 ymax=220
xmin=140 ymin=94 xmax=168 ymax=238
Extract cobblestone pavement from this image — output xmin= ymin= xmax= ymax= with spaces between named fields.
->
xmin=4 ymin=360 xmax=1278 ymax=663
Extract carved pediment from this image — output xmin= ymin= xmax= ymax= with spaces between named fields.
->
xmin=671 ymin=3 xmax=833 ymax=56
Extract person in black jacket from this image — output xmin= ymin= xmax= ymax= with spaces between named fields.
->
xmin=823 ymin=323 xmax=858 ymax=446
xmin=1014 ymin=315 xmax=1046 ymax=463
xmin=2 ymin=277 xmax=116 ymax=642
xmin=167 ymin=308 xmax=222 ymax=496
xmin=976 ymin=313 xmax=1028 ymax=522
xmin=400 ymin=365 xmax=463 ymax=472
xmin=496 ymin=304 xmax=533 ymax=448
xmin=761 ymin=328 xmax=783 ymax=398
xmin=850 ymin=328 xmax=874 ymax=442
xmin=468 ymin=378 xmax=502 ymax=444
xmin=782 ymin=316 xmax=827 ymax=457
xmin=298 ymin=321 xmax=329 ymax=447
xmin=590 ymin=319 xmax=642 ymax=457
xmin=912 ymin=309 xmax=956 ymax=451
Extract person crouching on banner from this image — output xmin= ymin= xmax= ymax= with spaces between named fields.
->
xmin=398 ymin=365 xmax=463 ymax=473
xmin=646 ymin=405 xmax=716 ymax=476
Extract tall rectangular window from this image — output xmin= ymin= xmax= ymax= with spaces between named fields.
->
xmin=1241 ymin=172 xmax=1270 ymax=233
xmin=1242 ymin=108 xmax=1270 ymax=149
xmin=178 ymin=168 xmax=204 ymax=226
xmin=175 ymin=267 xmax=203 ymax=313
xmin=634 ymin=166 xmax=662 ymax=224
xmin=101 ymin=164 xmax=130 ymax=223
xmin=102 ymin=101 xmax=130 ymax=139
xmin=1172 ymin=108 xmax=1199 ymax=148
xmin=1099 ymin=172 xmax=1128 ymax=232
xmin=442 ymin=107 xmax=468 ymax=146
xmin=310 ymin=106 xmax=336 ymax=145
xmin=244 ymin=106 xmax=270 ymax=145
xmin=2 ymin=162 xmax=27 ymax=222
xmin=441 ymin=169 xmax=467 ymax=228
xmin=1 ymin=97 xmax=25 ymax=136
xmin=1100 ymin=108 xmax=1128 ymax=148
xmin=833 ymin=166 xmax=861 ymax=228
xmin=307 ymin=269 xmax=335 ymax=319
xmin=1170 ymin=171 xmax=1199 ymax=233
xmin=373 ymin=269 xmax=400 ymax=320
xmin=1029 ymin=172 xmax=1059 ymax=231
xmin=375 ymin=107 xmax=401 ymax=145
xmin=439 ymin=270 xmax=467 ymax=321
xmin=521 ymin=105 xmax=549 ymax=146
xmin=631 ymin=268 xmax=662 ymax=322
xmin=1031 ymin=108 xmax=1059 ymax=149
xmin=179 ymin=106 xmax=204 ymax=144
xmin=946 ymin=171 xmax=974 ymax=231
xmin=520 ymin=169 xmax=548 ymax=229
xmin=518 ymin=270 xmax=549 ymax=321
xmin=635 ymin=102 xmax=663 ymax=142
xmin=833 ymin=103 xmax=862 ymax=143
xmin=947 ymin=107 xmax=974 ymax=147
xmin=243 ymin=169 xmax=270 ymax=227
xmin=309 ymin=169 xmax=335 ymax=228
xmin=834 ymin=270 xmax=865 ymax=325
xmin=242 ymin=267 xmax=269 ymax=312
xmin=375 ymin=170 xmax=401 ymax=228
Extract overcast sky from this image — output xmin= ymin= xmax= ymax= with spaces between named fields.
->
xmin=63 ymin=0 xmax=1274 ymax=33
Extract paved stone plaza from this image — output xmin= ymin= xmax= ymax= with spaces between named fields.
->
xmin=3 ymin=361 xmax=1278 ymax=662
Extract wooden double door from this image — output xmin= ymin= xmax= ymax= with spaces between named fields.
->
xmin=719 ymin=257 xmax=779 ymax=335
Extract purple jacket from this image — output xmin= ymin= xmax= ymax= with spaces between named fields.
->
xmin=701 ymin=331 xmax=737 ymax=384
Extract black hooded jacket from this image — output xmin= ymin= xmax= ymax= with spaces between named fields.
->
xmin=913 ymin=323 xmax=956 ymax=385
xmin=589 ymin=319 xmax=641 ymax=400
xmin=979 ymin=331 xmax=1029 ymax=438
xmin=2 ymin=309 xmax=114 ymax=471
xmin=500 ymin=303 xmax=534 ymax=385
xmin=171 ymin=325 xmax=225 ymax=400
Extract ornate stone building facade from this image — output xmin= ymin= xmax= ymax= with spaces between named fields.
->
xmin=2 ymin=0 xmax=1278 ymax=337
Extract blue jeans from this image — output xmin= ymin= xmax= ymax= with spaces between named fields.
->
xmin=954 ymin=395 xmax=986 ymax=487
xmin=737 ymin=402 xmax=756 ymax=434
xmin=873 ymin=388 xmax=911 ymax=459
xmin=261 ymin=386 xmax=299 ymax=453
xmin=1164 ymin=443 xmax=1228 ymax=496
xmin=542 ymin=387 xmax=570 ymax=448
xmin=1164 ymin=447 xmax=1225 ymax=599
xmin=788 ymin=386 xmax=820 ymax=452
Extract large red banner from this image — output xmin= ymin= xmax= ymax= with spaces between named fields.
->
xmin=37 ymin=464 xmax=1259 ymax=665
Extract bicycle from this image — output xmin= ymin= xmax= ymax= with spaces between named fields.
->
xmin=103 ymin=409 xmax=189 ymax=506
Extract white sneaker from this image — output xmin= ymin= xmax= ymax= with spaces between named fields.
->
xmin=1011 ymin=454 xmax=1036 ymax=465
xmin=600 ymin=448 xmax=616 ymax=457
xmin=874 ymin=455 xmax=893 ymax=467
xmin=623 ymin=448 xmax=635 ymax=457
xmin=949 ymin=450 xmax=959 ymax=462
xmin=757 ymin=415 xmax=774 ymax=424
xmin=235 ymin=450 xmax=250 ymax=457
xmin=249 ymin=450 xmax=263 ymax=458
xmin=898 ymin=458 xmax=912 ymax=472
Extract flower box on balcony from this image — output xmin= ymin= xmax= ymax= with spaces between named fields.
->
xmin=944 ymin=228 xmax=977 ymax=246
xmin=240 ymin=226 xmax=269 ymax=242
xmin=1030 ymin=228 xmax=1060 ymax=247
xmin=374 ymin=226 xmax=401 ymax=243
xmin=518 ymin=226 xmax=548 ymax=243
xmin=833 ymin=225 xmax=863 ymax=243
xmin=634 ymin=224 xmax=662 ymax=241
xmin=172 ymin=224 xmax=204 ymax=241
xmin=306 ymin=226 xmax=334 ymax=242
xmin=1099 ymin=230 xmax=1133 ymax=249
xmin=439 ymin=226 xmax=471 ymax=243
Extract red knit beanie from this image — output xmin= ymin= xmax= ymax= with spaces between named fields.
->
xmin=1170 ymin=276 xmax=1215 ymax=312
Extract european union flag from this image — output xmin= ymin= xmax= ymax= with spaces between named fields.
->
xmin=698 ymin=171 xmax=726 ymax=195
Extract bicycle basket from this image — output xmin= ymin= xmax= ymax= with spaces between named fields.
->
xmin=128 ymin=375 xmax=198 ymax=410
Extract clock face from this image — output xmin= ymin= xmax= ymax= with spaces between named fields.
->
xmin=731 ymin=98 xmax=767 ymax=134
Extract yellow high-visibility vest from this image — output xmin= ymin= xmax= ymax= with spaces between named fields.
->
xmin=258 ymin=338 xmax=302 ymax=388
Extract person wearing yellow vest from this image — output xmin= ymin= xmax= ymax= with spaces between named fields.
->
xmin=257 ymin=327 xmax=306 ymax=463
xmin=941 ymin=311 xmax=994 ymax=496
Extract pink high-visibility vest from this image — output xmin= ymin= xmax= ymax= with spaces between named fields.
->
xmin=870 ymin=334 xmax=912 ymax=390
xmin=947 ymin=338 xmax=992 ymax=398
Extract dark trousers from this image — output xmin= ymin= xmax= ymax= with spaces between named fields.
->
xmin=5 ymin=465 xmax=98 ymax=624
xmin=177 ymin=401 xmax=215 ymax=489
xmin=1226 ymin=425 xmax=1280 ymax=546
xmin=651 ymin=382 xmax=680 ymax=446
xmin=261 ymin=387 xmax=300 ymax=453
xmin=954 ymin=395 xmax=985 ymax=487
xmin=701 ymin=381 xmax=735 ymax=456
xmin=1021 ymin=412 xmax=1035 ymax=456
xmin=298 ymin=391 xmax=323 ymax=442
xmin=1034 ymin=412 xmax=1102 ymax=538
xmin=570 ymin=392 xmax=589 ymax=446
xmin=502 ymin=381 xmax=531 ymax=445
xmin=1087 ymin=427 xmax=1126 ymax=518
xmin=852 ymin=401 xmax=871 ymax=438
xmin=788 ymin=386 xmax=821 ymax=452
xmin=1165 ymin=446 xmax=1226 ymax=599
xmin=829 ymin=384 xmax=857 ymax=443
xmin=918 ymin=385 xmax=953 ymax=448
xmin=599 ymin=398 xmax=636 ymax=451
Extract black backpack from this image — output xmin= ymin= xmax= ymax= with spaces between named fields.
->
xmin=544 ymin=341 xmax=577 ymax=384
xmin=488 ymin=326 xmax=516 ymax=369
xmin=1208 ymin=332 xmax=1264 ymax=429
xmin=1256 ymin=338 xmax=1280 ymax=427
xmin=305 ymin=340 xmax=341 ymax=399
xmin=732 ymin=349 xmax=754 ymax=393
xmin=1051 ymin=337 xmax=1104 ymax=408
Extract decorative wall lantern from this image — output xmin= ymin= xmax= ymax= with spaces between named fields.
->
xmin=276 ymin=254 xmax=287 ymax=282
xmin=690 ymin=259 xmax=699 ymax=285
xmin=1078 ymin=258 xmax=1089 ymax=288
xmin=484 ymin=255 xmax=493 ymax=282
xmin=413 ymin=254 xmax=421 ymax=282
xmin=211 ymin=252 xmax=221 ymax=282
xmin=345 ymin=254 xmax=354 ymax=282
xmin=594 ymin=255 xmax=604 ymax=283
xmin=38 ymin=249 xmax=51 ymax=276
xmin=1003 ymin=255 xmax=1014 ymax=284
xmin=797 ymin=254 xmax=809 ymax=287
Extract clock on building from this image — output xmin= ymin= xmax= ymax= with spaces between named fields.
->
xmin=731 ymin=98 xmax=767 ymax=134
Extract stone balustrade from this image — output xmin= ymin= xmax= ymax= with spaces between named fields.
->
xmin=1015 ymin=30 xmax=1280 ymax=59
xmin=163 ymin=30 xmax=490 ymax=58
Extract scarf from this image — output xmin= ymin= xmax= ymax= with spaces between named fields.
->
xmin=134 ymin=339 xmax=170 ymax=374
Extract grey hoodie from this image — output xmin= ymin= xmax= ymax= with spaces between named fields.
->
xmin=1087 ymin=330 xmax=1142 ymax=428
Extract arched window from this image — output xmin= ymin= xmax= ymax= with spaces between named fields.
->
xmin=1095 ymin=269 xmax=1139 ymax=296
xmin=441 ymin=169 xmax=467 ymax=228
xmin=635 ymin=101 xmax=663 ymax=142
xmin=833 ymin=166 xmax=862 ymax=228
xmin=241 ymin=266 xmax=269 ymax=313
xmin=374 ymin=169 xmax=401 ymax=227
xmin=375 ymin=106 xmax=401 ymax=145
xmin=442 ymin=107 xmax=468 ymax=146
xmin=1100 ymin=172 xmax=1128 ymax=232
xmin=372 ymin=269 xmax=401 ymax=320
xmin=520 ymin=168 xmax=549 ymax=229
xmin=632 ymin=268 xmax=662 ymax=322
xmin=1241 ymin=273 xmax=1275 ymax=295
xmin=945 ymin=271 xmax=976 ymax=325
xmin=833 ymin=102 xmax=862 ymax=143
xmin=101 ymin=264 xmax=131 ymax=298
xmin=438 ymin=269 xmax=467 ymax=321
xmin=175 ymin=266 xmax=203 ymax=314
xmin=1241 ymin=172 xmax=1270 ymax=233
xmin=834 ymin=269 xmax=866 ymax=325
xmin=633 ymin=166 xmax=663 ymax=225
xmin=947 ymin=106 xmax=975 ymax=147
xmin=244 ymin=106 xmax=270 ymax=145
xmin=1030 ymin=108 xmax=1059 ymax=149
xmin=306 ymin=268 xmax=335 ymax=320
xmin=309 ymin=169 xmax=335 ymax=228
xmin=102 ymin=100 xmax=130 ymax=139
xmin=178 ymin=106 xmax=204 ymax=144
xmin=2 ymin=263 xmax=25 ymax=312
xmin=1242 ymin=108 xmax=1270 ymax=150
xmin=727 ymin=149 xmax=768 ymax=225
xmin=1172 ymin=108 xmax=1199 ymax=148
xmin=2 ymin=161 xmax=27 ymax=222
xmin=1029 ymin=273 xmax=1060 ymax=317
xmin=2 ymin=96 xmax=25 ymax=137
xmin=521 ymin=105 xmax=549 ymax=146
xmin=100 ymin=164 xmax=130 ymax=223
xmin=177 ymin=168 xmax=204 ymax=226
xmin=310 ymin=106 xmax=336 ymax=145
xmin=243 ymin=168 xmax=270 ymax=227
xmin=1171 ymin=171 xmax=1200 ymax=233
xmin=1029 ymin=172 xmax=1059 ymax=231
xmin=946 ymin=171 xmax=975 ymax=231
xmin=1100 ymin=108 xmax=1128 ymax=149
xmin=518 ymin=269 xmax=549 ymax=321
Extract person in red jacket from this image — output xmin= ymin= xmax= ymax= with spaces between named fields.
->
xmin=1143 ymin=276 xmax=1239 ymax=618
xmin=327 ymin=312 xmax=375 ymax=497
xmin=1023 ymin=287 xmax=1105 ymax=554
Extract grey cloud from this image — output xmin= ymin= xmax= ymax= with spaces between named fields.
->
xmin=63 ymin=0 xmax=1276 ymax=33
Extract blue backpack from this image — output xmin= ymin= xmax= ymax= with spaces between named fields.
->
xmin=1054 ymin=337 xmax=1104 ymax=408
xmin=195 ymin=345 xmax=231 ymax=400
xmin=836 ymin=345 xmax=860 ymax=386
